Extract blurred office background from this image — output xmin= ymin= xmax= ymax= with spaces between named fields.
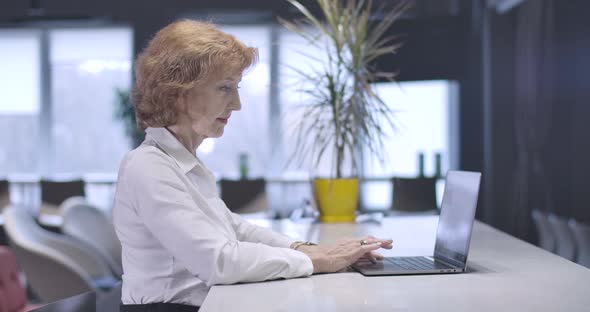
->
xmin=0 ymin=0 xmax=589 ymax=305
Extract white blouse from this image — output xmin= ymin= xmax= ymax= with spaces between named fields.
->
xmin=113 ymin=127 xmax=313 ymax=307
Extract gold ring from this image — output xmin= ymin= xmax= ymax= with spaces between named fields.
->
xmin=360 ymin=240 xmax=369 ymax=246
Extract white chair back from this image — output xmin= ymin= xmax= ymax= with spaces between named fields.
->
xmin=62 ymin=200 xmax=122 ymax=277
xmin=569 ymin=219 xmax=590 ymax=268
xmin=3 ymin=205 xmax=117 ymax=302
xmin=532 ymin=210 xmax=556 ymax=252
xmin=548 ymin=214 xmax=576 ymax=261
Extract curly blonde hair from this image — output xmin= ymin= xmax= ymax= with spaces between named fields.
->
xmin=132 ymin=20 xmax=258 ymax=130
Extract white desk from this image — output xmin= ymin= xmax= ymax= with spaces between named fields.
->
xmin=200 ymin=216 xmax=590 ymax=312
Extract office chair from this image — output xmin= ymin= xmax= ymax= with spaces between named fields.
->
xmin=3 ymin=206 xmax=118 ymax=302
xmin=0 ymin=246 xmax=38 ymax=312
xmin=220 ymin=178 xmax=268 ymax=214
xmin=40 ymin=180 xmax=85 ymax=207
xmin=568 ymin=219 xmax=590 ymax=268
xmin=547 ymin=214 xmax=577 ymax=261
xmin=531 ymin=210 xmax=556 ymax=253
xmin=39 ymin=180 xmax=86 ymax=220
xmin=0 ymin=179 xmax=9 ymax=245
xmin=391 ymin=177 xmax=438 ymax=213
xmin=27 ymin=291 xmax=97 ymax=312
xmin=0 ymin=179 xmax=9 ymax=212
xmin=61 ymin=201 xmax=122 ymax=277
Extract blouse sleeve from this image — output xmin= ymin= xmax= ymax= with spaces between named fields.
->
xmin=124 ymin=152 xmax=313 ymax=286
xmin=228 ymin=212 xmax=298 ymax=248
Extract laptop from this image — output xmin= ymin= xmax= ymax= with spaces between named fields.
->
xmin=352 ymin=170 xmax=481 ymax=276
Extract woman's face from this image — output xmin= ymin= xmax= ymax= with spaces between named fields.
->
xmin=179 ymin=73 xmax=242 ymax=138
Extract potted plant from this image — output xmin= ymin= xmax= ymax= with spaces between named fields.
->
xmin=114 ymin=88 xmax=145 ymax=148
xmin=280 ymin=0 xmax=408 ymax=222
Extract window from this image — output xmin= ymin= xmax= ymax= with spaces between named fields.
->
xmin=279 ymin=29 xmax=334 ymax=178
xmin=0 ymin=26 xmax=133 ymax=213
xmin=363 ymin=80 xmax=455 ymax=177
xmin=361 ymin=80 xmax=458 ymax=210
xmin=0 ymin=30 xmax=41 ymax=174
xmin=1 ymin=21 xmax=457 ymax=215
xmin=196 ymin=25 xmax=272 ymax=179
xmin=49 ymin=27 xmax=133 ymax=175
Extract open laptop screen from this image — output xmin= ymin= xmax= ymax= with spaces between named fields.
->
xmin=433 ymin=171 xmax=481 ymax=267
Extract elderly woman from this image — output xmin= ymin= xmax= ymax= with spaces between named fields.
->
xmin=113 ymin=20 xmax=393 ymax=312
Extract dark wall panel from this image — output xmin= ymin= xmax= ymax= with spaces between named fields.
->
xmin=487 ymin=9 xmax=517 ymax=232
xmin=375 ymin=16 xmax=468 ymax=81
xmin=555 ymin=0 xmax=590 ymax=222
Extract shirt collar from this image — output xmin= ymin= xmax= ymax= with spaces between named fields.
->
xmin=145 ymin=127 xmax=199 ymax=174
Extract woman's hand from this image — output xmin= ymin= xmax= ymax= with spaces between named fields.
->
xmin=297 ymin=236 xmax=393 ymax=273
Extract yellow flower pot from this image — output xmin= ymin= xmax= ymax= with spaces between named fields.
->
xmin=313 ymin=178 xmax=359 ymax=223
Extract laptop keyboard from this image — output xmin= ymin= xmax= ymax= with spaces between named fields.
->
xmin=385 ymin=257 xmax=440 ymax=270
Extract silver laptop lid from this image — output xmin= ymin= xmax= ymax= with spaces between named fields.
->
xmin=433 ymin=170 xmax=481 ymax=268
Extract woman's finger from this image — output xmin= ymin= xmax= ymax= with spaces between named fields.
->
xmin=348 ymin=238 xmax=369 ymax=248
xmin=367 ymin=251 xmax=378 ymax=263
xmin=359 ymin=250 xmax=384 ymax=260
xmin=371 ymin=251 xmax=384 ymax=260
xmin=364 ymin=238 xmax=392 ymax=249
xmin=354 ymin=238 xmax=369 ymax=246
xmin=379 ymin=239 xmax=393 ymax=249
xmin=346 ymin=243 xmax=381 ymax=265
xmin=359 ymin=242 xmax=382 ymax=255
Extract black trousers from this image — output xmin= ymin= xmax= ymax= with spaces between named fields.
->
xmin=120 ymin=303 xmax=200 ymax=312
